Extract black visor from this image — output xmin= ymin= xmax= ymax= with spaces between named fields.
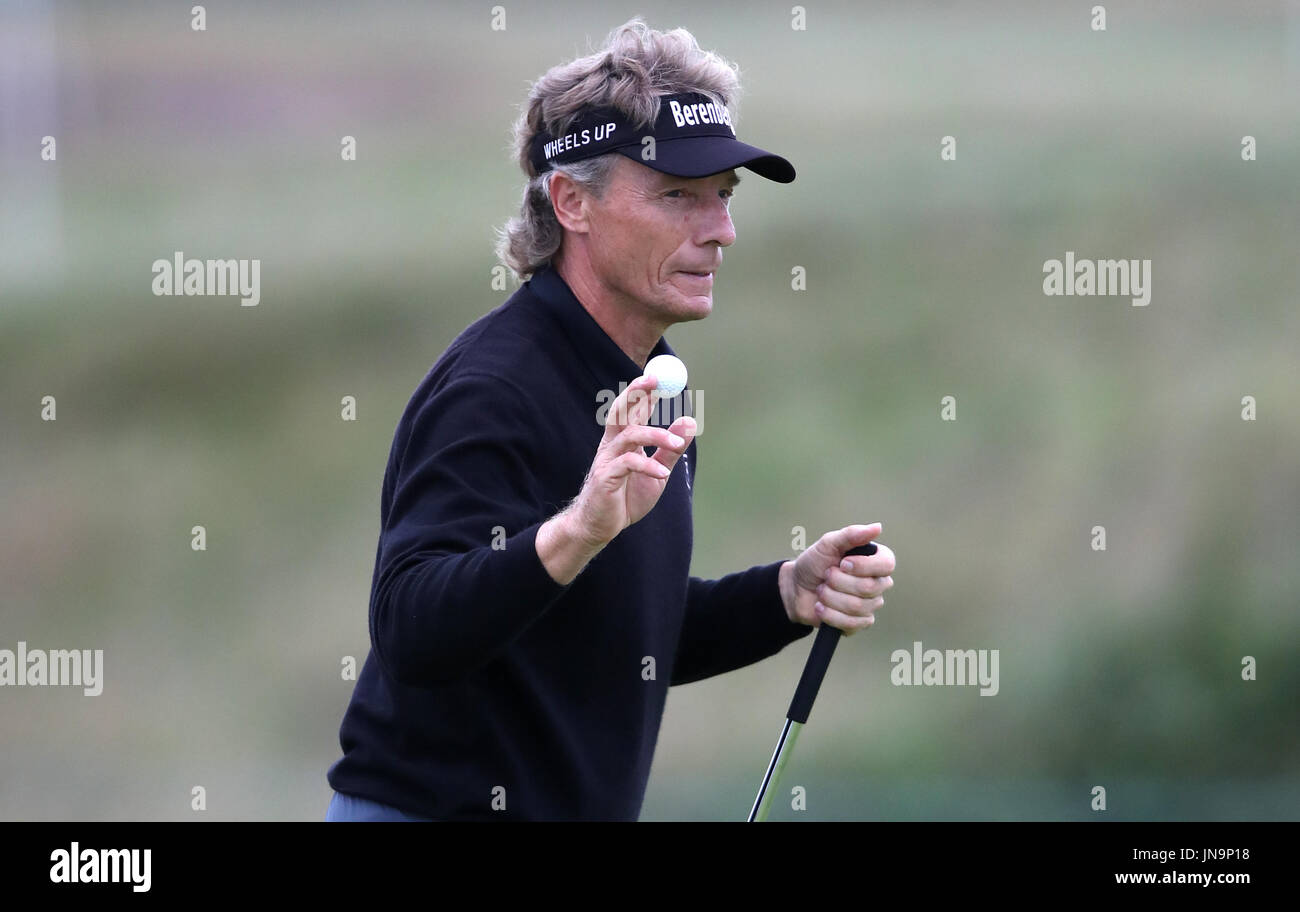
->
xmin=528 ymin=92 xmax=795 ymax=183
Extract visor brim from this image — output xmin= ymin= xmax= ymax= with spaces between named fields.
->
xmin=615 ymin=136 xmax=796 ymax=183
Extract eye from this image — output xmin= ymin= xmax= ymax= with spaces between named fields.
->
xmin=664 ymin=189 xmax=686 ymax=198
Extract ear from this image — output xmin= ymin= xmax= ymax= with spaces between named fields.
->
xmin=548 ymin=172 xmax=591 ymax=235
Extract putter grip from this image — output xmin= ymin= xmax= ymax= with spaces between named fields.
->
xmin=786 ymin=542 xmax=877 ymax=724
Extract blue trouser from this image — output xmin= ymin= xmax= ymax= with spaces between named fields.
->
xmin=325 ymin=790 xmax=435 ymax=821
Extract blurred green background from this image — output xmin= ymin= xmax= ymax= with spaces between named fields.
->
xmin=2 ymin=0 xmax=1297 ymax=821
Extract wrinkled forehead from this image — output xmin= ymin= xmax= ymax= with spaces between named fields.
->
xmin=617 ymin=158 xmax=743 ymax=189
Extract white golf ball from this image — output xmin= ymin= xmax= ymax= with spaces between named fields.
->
xmin=645 ymin=354 xmax=688 ymax=398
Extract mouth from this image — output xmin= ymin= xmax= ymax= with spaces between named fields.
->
xmin=677 ymin=270 xmax=715 ymax=283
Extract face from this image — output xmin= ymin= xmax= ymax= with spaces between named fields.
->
xmin=582 ymin=156 xmax=739 ymax=325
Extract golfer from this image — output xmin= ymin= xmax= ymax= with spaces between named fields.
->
xmin=325 ymin=18 xmax=896 ymax=822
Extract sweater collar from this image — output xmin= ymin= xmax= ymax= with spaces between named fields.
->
xmin=526 ymin=263 xmax=676 ymax=390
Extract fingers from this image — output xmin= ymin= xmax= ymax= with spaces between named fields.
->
xmin=814 ymin=599 xmax=877 ymax=636
xmin=603 ymin=378 xmax=695 ymax=467
xmin=825 ymin=565 xmax=893 ymax=599
xmin=838 ymin=540 xmax=896 ymax=578
xmin=817 ymin=577 xmax=886 ymax=612
xmin=600 ymin=450 xmax=671 ymax=484
xmin=815 ymin=581 xmax=884 ymax=632
xmin=601 ymin=375 xmax=659 ymax=439
xmin=813 ymin=545 xmax=895 ymax=635
xmin=592 ymin=377 xmax=696 ymax=503
xmin=666 ymin=414 xmax=697 ymax=439
xmin=614 ymin=424 xmax=687 ymax=454
xmin=650 ymin=415 xmax=696 ymax=470
xmin=820 ymin=522 xmax=882 ymax=560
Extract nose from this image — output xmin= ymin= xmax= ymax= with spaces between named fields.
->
xmin=700 ymin=195 xmax=736 ymax=248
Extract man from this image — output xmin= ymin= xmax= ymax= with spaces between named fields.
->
xmin=325 ymin=18 xmax=896 ymax=822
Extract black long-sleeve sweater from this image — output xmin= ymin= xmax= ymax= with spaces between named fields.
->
xmin=326 ymin=263 xmax=813 ymax=820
